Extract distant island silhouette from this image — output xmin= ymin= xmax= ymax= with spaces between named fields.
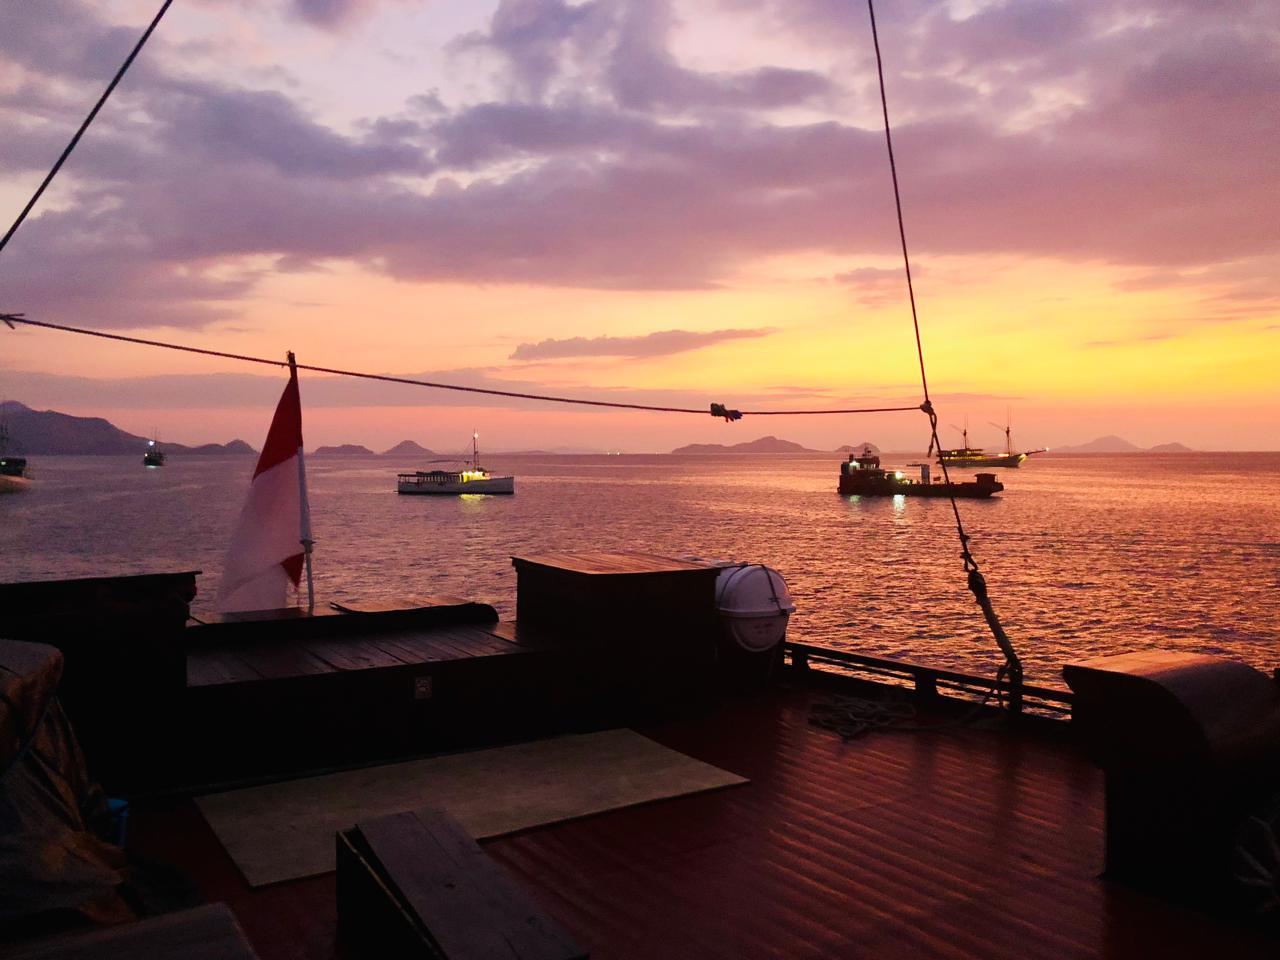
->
xmin=1053 ymin=435 xmax=1195 ymax=453
xmin=0 ymin=402 xmax=1203 ymax=457
xmin=671 ymin=436 xmax=881 ymax=455
xmin=0 ymin=401 xmax=255 ymax=456
xmin=312 ymin=444 xmax=377 ymax=457
xmin=382 ymin=440 xmax=436 ymax=458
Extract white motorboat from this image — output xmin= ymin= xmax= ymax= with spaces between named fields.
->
xmin=396 ymin=432 xmax=515 ymax=496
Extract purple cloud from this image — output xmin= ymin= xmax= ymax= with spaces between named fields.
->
xmin=451 ymin=0 xmax=607 ymax=100
xmin=289 ymin=0 xmax=386 ymax=29
xmin=509 ymin=327 xmax=774 ymax=360
xmin=605 ymin=2 xmax=831 ymax=111
xmin=2 ymin=0 xmax=1278 ymax=329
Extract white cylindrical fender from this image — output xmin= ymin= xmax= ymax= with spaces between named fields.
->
xmin=714 ymin=564 xmax=796 ymax=653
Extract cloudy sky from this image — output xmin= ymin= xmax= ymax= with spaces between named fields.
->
xmin=1 ymin=0 xmax=1276 ymax=451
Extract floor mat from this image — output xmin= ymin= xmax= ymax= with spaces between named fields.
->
xmin=196 ymin=728 xmax=747 ymax=886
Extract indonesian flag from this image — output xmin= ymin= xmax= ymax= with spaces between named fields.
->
xmin=217 ymin=364 xmax=313 ymax=612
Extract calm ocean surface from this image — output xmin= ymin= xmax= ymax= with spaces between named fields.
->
xmin=2 ymin=452 xmax=1277 ymax=687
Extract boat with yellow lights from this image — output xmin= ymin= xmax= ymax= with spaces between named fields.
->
xmin=396 ymin=432 xmax=515 ymax=495
xmin=937 ymin=420 xmax=1045 ymax=469
xmin=143 ymin=437 xmax=166 ymax=467
xmin=839 ymin=445 xmax=1002 ymax=499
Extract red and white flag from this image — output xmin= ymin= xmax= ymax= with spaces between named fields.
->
xmin=217 ymin=363 xmax=313 ymax=612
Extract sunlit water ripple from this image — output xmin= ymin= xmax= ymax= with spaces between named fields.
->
xmin=3 ymin=452 xmax=1277 ymax=688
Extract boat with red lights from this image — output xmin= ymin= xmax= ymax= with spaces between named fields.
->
xmin=839 ymin=445 xmax=1003 ymax=498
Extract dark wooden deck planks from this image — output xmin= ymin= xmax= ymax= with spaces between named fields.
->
xmin=2 ymin=904 xmax=259 ymax=960
xmin=237 ymin=642 xmax=336 ymax=680
xmin=185 ymin=647 xmax=265 ymax=687
xmin=126 ymin=685 xmax=1280 ymax=960
xmin=484 ymin=687 xmax=1278 ymax=960
xmin=186 ymin=624 xmax=530 ymax=689
xmin=513 ymin=552 xmax=711 ymax=576
xmin=298 ymin=636 xmax=410 ymax=672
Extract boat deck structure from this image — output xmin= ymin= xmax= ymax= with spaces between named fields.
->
xmin=1 ymin=558 xmax=1277 ymax=959
xmin=122 ymin=683 xmax=1276 ymax=960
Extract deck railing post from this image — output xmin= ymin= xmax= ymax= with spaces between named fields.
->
xmin=1008 ymin=665 xmax=1023 ymax=716
xmin=915 ymin=672 xmax=938 ymax=700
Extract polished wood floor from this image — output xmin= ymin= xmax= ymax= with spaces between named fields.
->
xmin=128 ymin=683 xmax=1278 ymax=960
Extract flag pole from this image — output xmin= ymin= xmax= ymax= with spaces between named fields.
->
xmin=287 ymin=351 xmax=315 ymax=613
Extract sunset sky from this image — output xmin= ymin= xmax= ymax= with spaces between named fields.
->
xmin=1 ymin=0 xmax=1276 ymax=452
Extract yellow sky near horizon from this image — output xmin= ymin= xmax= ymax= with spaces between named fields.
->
xmin=2 ymin=1 xmax=1276 ymax=451
xmin=5 ymin=249 xmax=1274 ymax=451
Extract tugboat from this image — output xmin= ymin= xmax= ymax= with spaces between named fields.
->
xmin=839 ymin=446 xmax=1002 ymax=498
xmin=397 ymin=431 xmax=515 ymax=496
xmin=143 ymin=438 xmax=166 ymax=467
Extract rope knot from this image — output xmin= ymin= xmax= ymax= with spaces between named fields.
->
xmin=967 ymin=567 xmax=989 ymax=601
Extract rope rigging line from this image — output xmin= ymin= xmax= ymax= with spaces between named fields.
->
xmin=864 ymin=0 xmax=1023 ymax=706
xmin=0 ymin=315 xmax=923 ymax=418
xmin=0 ymin=0 xmax=178 ymax=258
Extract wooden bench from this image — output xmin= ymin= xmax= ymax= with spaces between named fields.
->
xmin=336 ymin=808 xmax=587 ymax=960
xmin=1 ymin=904 xmax=258 ymax=959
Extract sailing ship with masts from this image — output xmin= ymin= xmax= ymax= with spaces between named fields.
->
xmin=937 ymin=415 xmax=1046 ymax=469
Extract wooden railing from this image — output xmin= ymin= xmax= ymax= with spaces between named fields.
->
xmin=784 ymin=641 xmax=1073 ymax=718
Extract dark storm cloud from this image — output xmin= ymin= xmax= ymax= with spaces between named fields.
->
xmin=509 ymin=328 xmax=774 ymax=360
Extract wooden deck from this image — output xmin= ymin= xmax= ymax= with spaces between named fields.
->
xmin=187 ymin=622 xmax=528 ymax=688
xmin=125 ymin=681 xmax=1278 ymax=960
xmin=180 ymin=606 xmax=571 ymax=787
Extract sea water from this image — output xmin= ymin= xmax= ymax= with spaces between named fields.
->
xmin=2 ymin=452 xmax=1277 ymax=687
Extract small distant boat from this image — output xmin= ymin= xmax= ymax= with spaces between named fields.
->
xmin=0 ymin=420 xmax=30 ymax=493
xmin=143 ymin=437 xmax=166 ymax=467
xmin=839 ymin=446 xmax=1002 ymax=499
xmin=397 ymin=432 xmax=514 ymax=496
xmin=0 ymin=455 xmax=30 ymax=493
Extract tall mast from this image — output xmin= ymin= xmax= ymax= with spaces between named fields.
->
xmin=473 ymin=430 xmax=479 ymax=467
